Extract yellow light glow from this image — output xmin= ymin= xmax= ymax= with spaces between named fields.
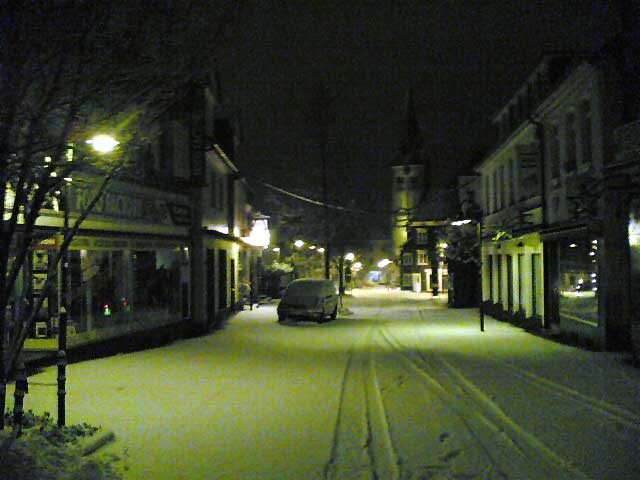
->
xmin=294 ymin=240 xmax=304 ymax=248
xmin=317 ymin=247 xmax=325 ymax=253
xmin=352 ymin=261 xmax=362 ymax=271
xmin=86 ymin=134 xmax=119 ymax=154
xmin=345 ymin=252 xmax=355 ymax=261
xmin=309 ymin=245 xmax=316 ymax=250
xmin=439 ymin=242 xmax=448 ymax=249
xmin=44 ymin=156 xmax=52 ymax=163
xmin=273 ymin=247 xmax=281 ymax=252
xmin=241 ymin=218 xmax=271 ymax=247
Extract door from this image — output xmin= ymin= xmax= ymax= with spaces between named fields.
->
xmin=218 ymin=249 xmax=227 ymax=310
xmin=206 ymin=249 xmax=216 ymax=320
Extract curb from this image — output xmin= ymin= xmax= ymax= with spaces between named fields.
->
xmin=79 ymin=430 xmax=116 ymax=457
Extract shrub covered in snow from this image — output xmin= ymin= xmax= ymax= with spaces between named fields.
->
xmin=0 ymin=411 xmax=122 ymax=480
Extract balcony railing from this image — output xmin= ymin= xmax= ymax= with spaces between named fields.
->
xmin=613 ymin=120 xmax=640 ymax=152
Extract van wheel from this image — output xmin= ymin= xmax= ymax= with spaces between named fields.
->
xmin=330 ymin=306 xmax=338 ymax=320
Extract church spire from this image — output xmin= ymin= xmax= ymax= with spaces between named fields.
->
xmin=400 ymin=85 xmax=423 ymax=162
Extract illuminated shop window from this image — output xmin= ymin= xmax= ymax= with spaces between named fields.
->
xmin=558 ymin=239 xmax=599 ymax=326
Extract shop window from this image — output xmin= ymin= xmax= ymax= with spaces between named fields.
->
xmin=558 ymin=239 xmax=599 ymax=326
xmin=497 ymin=254 xmax=503 ymax=305
xmin=487 ymin=254 xmax=494 ymax=302
xmin=517 ymin=253 xmax=525 ymax=311
xmin=66 ymin=247 xmax=185 ymax=334
xmin=630 ymin=204 xmax=640 ymax=311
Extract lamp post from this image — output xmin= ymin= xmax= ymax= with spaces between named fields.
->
xmin=451 ymin=218 xmax=484 ymax=332
xmin=57 ymin=133 xmax=118 ymax=427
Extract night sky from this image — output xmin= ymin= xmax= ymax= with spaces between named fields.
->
xmin=220 ymin=2 xmax=614 ymax=231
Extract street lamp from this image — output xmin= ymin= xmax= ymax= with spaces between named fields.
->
xmin=451 ymin=218 xmax=484 ymax=332
xmin=294 ymin=239 xmax=305 ymax=248
xmin=57 ymin=133 xmax=118 ymax=427
xmin=86 ymin=134 xmax=119 ymax=154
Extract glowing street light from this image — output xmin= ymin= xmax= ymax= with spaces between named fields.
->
xmin=317 ymin=247 xmax=325 ymax=253
xmin=377 ymin=258 xmax=392 ymax=268
xmin=344 ymin=252 xmax=355 ymax=261
xmin=294 ymin=240 xmax=305 ymax=248
xmin=86 ymin=134 xmax=119 ymax=154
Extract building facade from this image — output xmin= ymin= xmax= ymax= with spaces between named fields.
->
xmin=474 ymin=53 xmax=638 ymax=350
xmin=22 ymin=78 xmax=265 ymax=354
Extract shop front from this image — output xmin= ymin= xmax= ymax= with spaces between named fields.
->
xmin=24 ymin=178 xmax=193 ymax=352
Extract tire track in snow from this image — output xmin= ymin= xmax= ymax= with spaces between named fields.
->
xmin=495 ymin=361 xmax=640 ymax=433
xmin=380 ymin=323 xmax=593 ymax=480
xmin=324 ymin=320 xmax=400 ymax=479
xmin=377 ymin=324 xmax=508 ymax=478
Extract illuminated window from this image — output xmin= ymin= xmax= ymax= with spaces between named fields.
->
xmin=417 ymin=250 xmax=427 ymax=265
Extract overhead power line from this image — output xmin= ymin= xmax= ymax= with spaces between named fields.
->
xmin=244 ymin=173 xmax=391 ymax=215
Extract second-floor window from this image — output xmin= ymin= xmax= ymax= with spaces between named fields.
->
xmin=403 ymin=252 xmax=413 ymax=266
xmin=565 ymin=112 xmax=577 ymax=173
xmin=417 ymin=249 xmax=427 ymax=265
xmin=509 ymin=158 xmax=516 ymax=205
xmin=580 ymin=100 xmax=592 ymax=166
xmin=484 ymin=175 xmax=490 ymax=214
xmin=210 ymin=171 xmax=225 ymax=210
xmin=416 ymin=230 xmax=427 ymax=244
xmin=549 ymin=124 xmax=560 ymax=179
xmin=493 ymin=169 xmax=499 ymax=212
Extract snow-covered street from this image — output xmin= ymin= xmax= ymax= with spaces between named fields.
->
xmin=20 ymin=288 xmax=640 ymax=479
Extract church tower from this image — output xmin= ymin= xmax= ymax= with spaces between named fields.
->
xmin=391 ymin=88 xmax=425 ymax=257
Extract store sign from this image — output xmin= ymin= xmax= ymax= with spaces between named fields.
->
xmin=70 ymin=184 xmax=190 ymax=227
xmin=167 ymin=203 xmax=192 ymax=226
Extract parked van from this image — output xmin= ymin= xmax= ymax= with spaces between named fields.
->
xmin=277 ymin=278 xmax=339 ymax=323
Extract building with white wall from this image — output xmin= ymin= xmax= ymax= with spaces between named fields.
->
xmin=475 ymin=52 xmax=636 ymax=349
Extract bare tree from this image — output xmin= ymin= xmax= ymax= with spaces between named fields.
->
xmin=0 ymin=0 xmax=245 ymax=430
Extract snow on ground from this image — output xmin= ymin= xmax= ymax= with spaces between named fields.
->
xmin=17 ymin=287 xmax=640 ymax=479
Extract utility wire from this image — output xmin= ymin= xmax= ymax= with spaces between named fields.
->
xmin=244 ymin=173 xmax=391 ymax=215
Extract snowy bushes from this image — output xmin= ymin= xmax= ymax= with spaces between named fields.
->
xmin=0 ymin=411 xmax=122 ymax=480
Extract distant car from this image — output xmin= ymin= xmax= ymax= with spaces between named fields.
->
xmin=277 ymin=278 xmax=339 ymax=323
